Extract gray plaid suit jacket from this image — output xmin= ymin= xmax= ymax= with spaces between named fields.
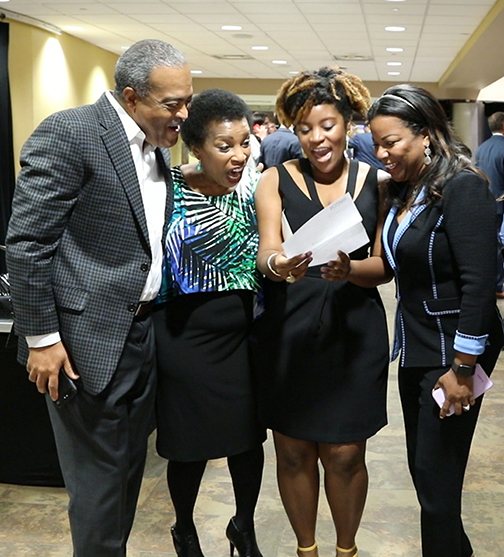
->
xmin=6 ymin=93 xmax=173 ymax=395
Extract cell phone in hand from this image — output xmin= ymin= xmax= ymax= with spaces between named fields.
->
xmin=54 ymin=367 xmax=78 ymax=408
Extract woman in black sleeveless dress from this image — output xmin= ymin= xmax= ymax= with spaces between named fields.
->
xmin=251 ymin=68 xmax=392 ymax=557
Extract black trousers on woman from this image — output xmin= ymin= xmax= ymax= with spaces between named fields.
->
xmin=398 ymin=365 xmax=484 ymax=557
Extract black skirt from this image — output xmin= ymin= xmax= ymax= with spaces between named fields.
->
xmin=153 ymin=290 xmax=265 ymax=462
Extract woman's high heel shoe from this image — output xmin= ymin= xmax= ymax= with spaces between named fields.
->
xmin=226 ymin=517 xmax=263 ymax=557
xmin=171 ymin=524 xmax=205 ymax=557
xmin=336 ymin=544 xmax=358 ymax=557
xmin=297 ymin=542 xmax=318 ymax=556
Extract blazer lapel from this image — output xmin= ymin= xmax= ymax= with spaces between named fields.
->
xmin=155 ymin=148 xmax=174 ymax=243
xmin=383 ymin=185 xmax=429 ymax=271
xmin=96 ymin=94 xmax=151 ymax=251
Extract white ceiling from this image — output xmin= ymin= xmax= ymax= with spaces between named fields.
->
xmin=1 ymin=0 xmax=499 ymax=84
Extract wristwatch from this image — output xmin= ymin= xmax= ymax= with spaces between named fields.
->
xmin=452 ymin=362 xmax=476 ymax=377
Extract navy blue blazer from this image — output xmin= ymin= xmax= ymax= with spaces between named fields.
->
xmin=383 ymin=170 xmax=503 ymax=369
xmin=476 ymin=133 xmax=504 ymax=215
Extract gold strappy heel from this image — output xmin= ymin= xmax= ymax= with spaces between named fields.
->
xmin=297 ymin=542 xmax=318 ymax=556
xmin=336 ymin=544 xmax=358 ymax=557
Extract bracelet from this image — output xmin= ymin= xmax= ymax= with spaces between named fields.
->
xmin=266 ymin=252 xmax=282 ymax=277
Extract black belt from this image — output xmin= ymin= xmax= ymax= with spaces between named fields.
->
xmin=134 ymin=300 xmax=155 ymax=318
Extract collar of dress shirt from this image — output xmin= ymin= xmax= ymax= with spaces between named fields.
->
xmin=106 ymin=90 xmax=153 ymax=151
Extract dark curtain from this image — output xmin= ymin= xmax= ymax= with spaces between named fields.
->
xmin=0 ymin=22 xmax=16 ymax=274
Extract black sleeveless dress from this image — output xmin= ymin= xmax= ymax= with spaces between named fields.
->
xmin=251 ymin=159 xmax=389 ymax=443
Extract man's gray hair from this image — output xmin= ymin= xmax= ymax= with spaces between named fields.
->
xmin=488 ymin=111 xmax=504 ymax=133
xmin=114 ymin=39 xmax=188 ymax=99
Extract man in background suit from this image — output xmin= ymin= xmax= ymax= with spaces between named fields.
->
xmin=476 ymin=111 xmax=504 ymax=297
xmin=259 ymin=123 xmax=303 ymax=169
xmin=6 ymin=40 xmax=193 ymax=556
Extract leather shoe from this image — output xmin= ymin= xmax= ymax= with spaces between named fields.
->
xmin=171 ymin=524 xmax=205 ymax=557
xmin=226 ymin=517 xmax=263 ymax=557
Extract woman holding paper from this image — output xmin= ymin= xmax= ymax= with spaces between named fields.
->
xmin=368 ymin=84 xmax=504 ymax=557
xmin=251 ymin=67 xmax=392 ymax=557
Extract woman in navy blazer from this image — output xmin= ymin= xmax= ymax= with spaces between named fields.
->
xmin=368 ymin=85 xmax=503 ymax=557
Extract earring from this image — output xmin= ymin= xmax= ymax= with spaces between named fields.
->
xmin=196 ymin=161 xmax=202 ymax=172
xmin=424 ymin=146 xmax=432 ymax=166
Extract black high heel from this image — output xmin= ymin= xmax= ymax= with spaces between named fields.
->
xmin=171 ymin=524 xmax=205 ymax=557
xmin=226 ymin=517 xmax=263 ymax=557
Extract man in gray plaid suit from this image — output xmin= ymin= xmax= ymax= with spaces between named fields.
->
xmin=6 ymin=40 xmax=193 ymax=556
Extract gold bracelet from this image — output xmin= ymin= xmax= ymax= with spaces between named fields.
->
xmin=266 ymin=252 xmax=282 ymax=277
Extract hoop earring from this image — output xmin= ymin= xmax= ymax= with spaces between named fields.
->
xmin=424 ymin=146 xmax=432 ymax=166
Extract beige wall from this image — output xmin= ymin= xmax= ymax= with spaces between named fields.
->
xmin=6 ymin=19 xmax=192 ymax=170
xmin=8 ymin=18 xmax=118 ymax=170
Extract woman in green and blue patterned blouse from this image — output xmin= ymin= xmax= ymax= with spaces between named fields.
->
xmin=153 ymin=89 xmax=265 ymax=557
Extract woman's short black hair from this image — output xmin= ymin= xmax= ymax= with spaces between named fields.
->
xmin=181 ymin=88 xmax=252 ymax=149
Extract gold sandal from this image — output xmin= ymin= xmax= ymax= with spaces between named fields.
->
xmin=297 ymin=542 xmax=318 ymax=555
xmin=336 ymin=544 xmax=358 ymax=557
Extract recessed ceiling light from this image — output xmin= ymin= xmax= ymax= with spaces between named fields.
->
xmin=251 ymin=46 xmax=268 ymax=51
xmin=388 ymin=72 xmax=401 ymax=75
xmin=289 ymin=71 xmax=300 ymax=74
xmin=387 ymin=62 xmax=402 ymax=66
xmin=121 ymin=46 xmax=129 ymax=50
xmin=272 ymin=60 xmax=287 ymax=65
xmin=386 ymin=47 xmax=404 ymax=53
xmin=221 ymin=25 xmax=242 ymax=31
xmin=191 ymin=70 xmax=203 ymax=74
xmin=385 ymin=26 xmax=406 ymax=32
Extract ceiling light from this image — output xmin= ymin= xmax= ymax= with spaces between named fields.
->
xmin=191 ymin=70 xmax=202 ymax=74
xmin=221 ymin=25 xmax=242 ymax=31
xmin=289 ymin=71 xmax=300 ymax=74
xmin=121 ymin=46 xmax=129 ymax=50
xmin=386 ymin=47 xmax=403 ymax=53
xmin=388 ymin=72 xmax=401 ymax=75
xmin=272 ymin=60 xmax=287 ymax=65
xmin=251 ymin=46 xmax=268 ymax=51
xmin=385 ymin=26 xmax=406 ymax=32
xmin=387 ymin=62 xmax=402 ymax=66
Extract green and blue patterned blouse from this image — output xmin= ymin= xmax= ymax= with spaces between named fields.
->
xmin=157 ymin=165 xmax=261 ymax=302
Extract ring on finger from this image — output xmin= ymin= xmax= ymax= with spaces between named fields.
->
xmin=286 ymin=273 xmax=296 ymax=284
xmin=462 ymin=404 xmax=470 ymax=411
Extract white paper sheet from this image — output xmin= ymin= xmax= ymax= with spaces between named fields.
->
xmin=281 ymin=193 xmax=370 ymax=266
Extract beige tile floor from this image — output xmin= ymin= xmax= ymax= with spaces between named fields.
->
xmin=1 ymin=282 xmax=504 ymax=556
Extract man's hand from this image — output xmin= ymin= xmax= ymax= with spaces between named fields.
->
xmin=27 ymin=342 xmax=79 ymax=401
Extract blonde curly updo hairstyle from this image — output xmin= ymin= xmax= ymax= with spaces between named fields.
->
xmin=275 ymin=66 xmax=371 ymax=128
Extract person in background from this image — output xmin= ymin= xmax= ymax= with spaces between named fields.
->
xmin=369 ymin=84 xmax=504 ymax=557
xmin=153 ymin=89 xmax=265 ymax=557
xmin=248 ymin=111 xmax=271 ymax=170
xmin=348 ymin=123 xmax=385 ymax=169
xmin=475 ymin=111 xmax=504 ymax=298
xmin=5 ymin=40 xmax=193 ymax=556
xmin=259 ymin=119 xmax=303 ymax=169
xmin=252 ymin=67 xmax=391 ymax=557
